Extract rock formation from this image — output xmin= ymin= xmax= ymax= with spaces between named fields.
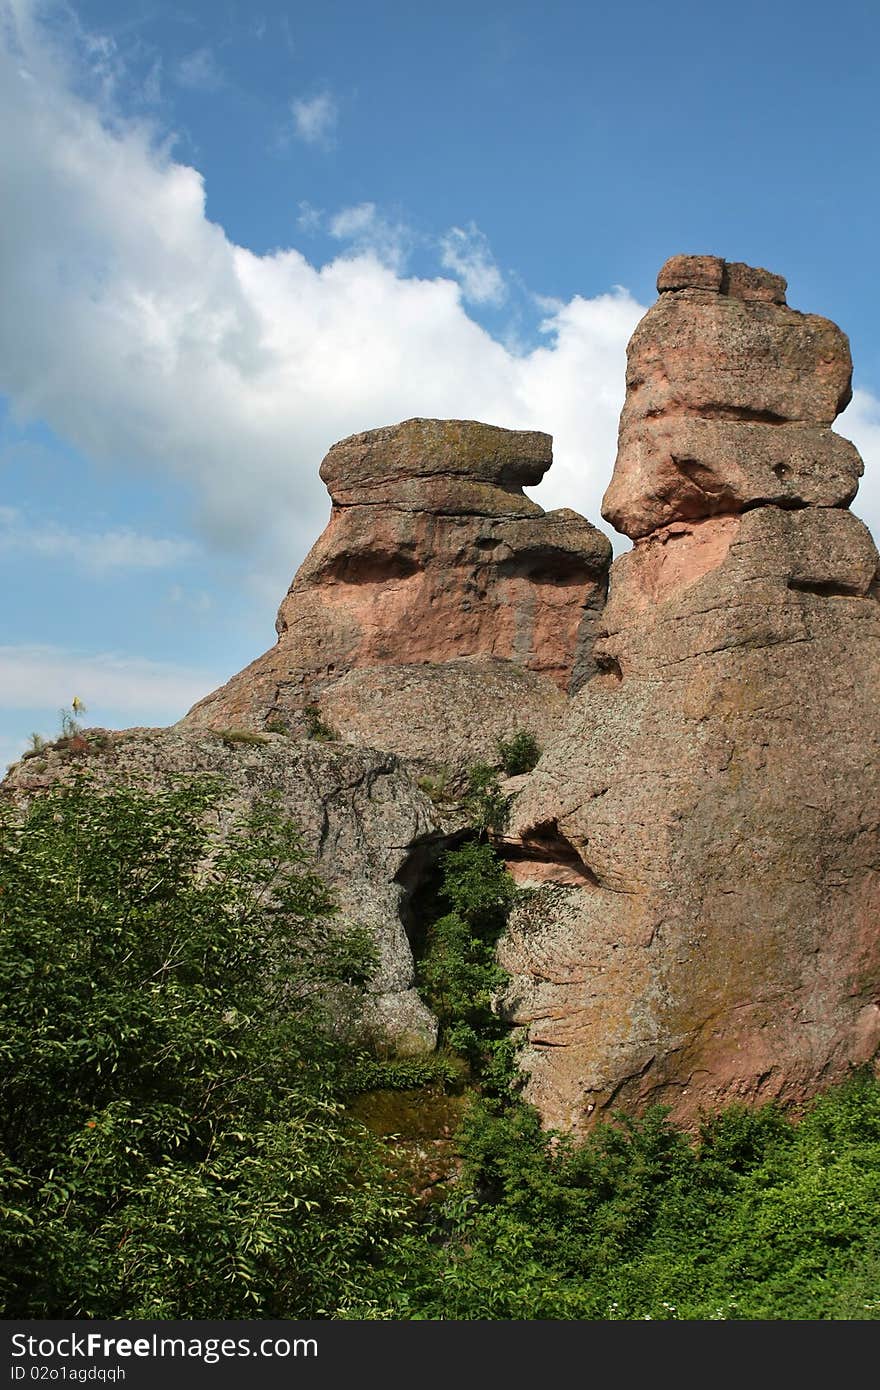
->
xmin=502 ymin=255 xmax=880 ymax=1130
xmin=182 ymin=418 xmax=611 ymax=777
xmin=5 ymin=256 xmax=877 ymax=1127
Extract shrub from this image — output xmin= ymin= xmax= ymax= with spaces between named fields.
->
xmin=346 ymin=1051 xmax=467 ymax=1094
xmin=219 ymin=727 xmax=270 ymax=747
xmin=496 ymin=731 xmax=541 ymax=776
xmin=463 ymin=763 xmax=510 ymax=835
xmin=418 ymin=841 xmax=516 ymax=1071
xmin=354 ymin=1073 xmax=880 ymax=1320
xmin=0 ymin=778 xmax=408 ymax=1317
xmin=304 ymin=703 xmax=337 ymax=742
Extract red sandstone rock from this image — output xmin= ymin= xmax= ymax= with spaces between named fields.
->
xmin=657 ymin=254 xmax=788 ymax=303
xmin=603 ymin=257 xmax=858 ymax=538
xmin=183 ymin=418 xmax=611 ymax=773
xmin=503 ymin=259 xmax=880 ymax=1132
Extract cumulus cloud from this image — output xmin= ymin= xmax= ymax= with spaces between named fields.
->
xmin=0 ymin=508 xmax=196 ymax=571
xmin=290 ymin=91 xmax=338 ymax=147
xmin=0 ymin=644 xmax=218 ymax=729
xmin=439 ymin=223 xmax=506 ymax=306
xmin=0 ymin=1 xmax=648 ymax=612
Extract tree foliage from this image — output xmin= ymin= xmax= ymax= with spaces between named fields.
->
xmin=0 ymin=777 xmax=408 ymax=1317
xmin=352 ymin=1075 xmax=880 ymax=1320
xmin=417 ymin=841 xmax=515 ymax=1071
xmin=3 ymin=776 xmax=880 ymax=1321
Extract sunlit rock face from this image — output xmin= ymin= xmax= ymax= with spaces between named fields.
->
xmin=182 ymin=418 xmax=611 ymax=778
xmin=501 ymin=257 xmax=880 ymax=1132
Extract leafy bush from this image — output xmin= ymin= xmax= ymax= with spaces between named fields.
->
xmin=304 ymin=703 xmax=337 ymax=742
xmin=463 ymin=763 xmax=510 ymax=835
xmin=417 ymin=841 xmax=516 ymax=1071
xmin=353 ymin=1073 xmax=880 ymax=1320
xmin=346 ymin=1051 xmax=467 ymax=1094
xmin=496 ymin=731 xmax=541 ymax=776
xmin=0 ymin=777 xmax=408 ymax=1317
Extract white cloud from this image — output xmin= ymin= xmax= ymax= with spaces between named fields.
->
xmin=439 ymin=223 xmax=506 ymax=306
xmin=838 ymin=387 xmax=880 ymax=538
xmin=328 ymin=202 xmax=411 ymax=270
xmin=175 ymin=46 xmax=224 ymax=93
xmin=0 ymin=1 xmax=647 ymax=608
xmin=290 ymin=91 xmax=337 ymax=147
xmin=0 ymin=644 xmax=218 ymax=727
xmin=0 ymin=508 xmax=196 ymax=571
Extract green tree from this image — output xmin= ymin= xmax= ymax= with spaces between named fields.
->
xmin=418 ymin=841 xmax=516 ymax=1069
xmin=0 ymin=777 xmax=408 ymax=1317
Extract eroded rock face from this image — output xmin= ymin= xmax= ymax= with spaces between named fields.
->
xmin=602 ymin=254 xmax=862 ymax=539
xmin=503 ymin=257 xmax=880 ymax=1131
xmin=3 ymin=728 xmax=440 ymax=1054
xmin=183 ymin=419 xmax=611 ymax=774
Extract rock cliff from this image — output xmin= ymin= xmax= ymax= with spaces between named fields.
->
xmin=502 ymin=255 xmax=880 ymax=1130
xmin=182 ymin=418 xmax=611 ymax=778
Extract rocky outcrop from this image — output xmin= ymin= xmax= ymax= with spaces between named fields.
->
xmin=3 ymin=727 xmax=440 ymax=1054
xmin=1 ymin=417 xmax=613 ymax=1064
xmin=182 ymin=418 xmax=611 ymax=777
xmin=502 ymin=256 xmax=880 ymax=1131
xmin=602 ymin=254 xmax=862 ymax=539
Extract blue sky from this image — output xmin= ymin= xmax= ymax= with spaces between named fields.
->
xmin=2 ymin=0 xmax=879 ymax=763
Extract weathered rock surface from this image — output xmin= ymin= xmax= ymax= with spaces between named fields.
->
xmin=603 ymin=254 xmax=861 ymax=539
xmin=502 ymin=257 xmax=880 ymax=1131
xmin=183 ymin=419 xmax=611 ymax=774
xmin=319 ymin=659 xmax=567 ymax=787
xmin=3 ymin=727 xmax=441 ymax=1053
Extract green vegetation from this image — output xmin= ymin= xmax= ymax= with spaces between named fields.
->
xmin=417 ymin=841 xmax=516 ymax=1073
xmin=496 ymin=730 xmax=541 ymax=776
xmin=352 ymin=1075 xmax=880 ymax=1320
xmin=462 ymin=763 xmax=510 ymax=835
xmin=218 ymin=727 xmax=270 ymax=747
xmin=416 ymin=768 xmax=454 ymax=807
xmin=304 ymin=702 xmax=338 ymax=742
xmin=0 ymin=778 xmax=406 ymax=1318
xmin=2 ymin=775 xmax=879 ymax=1321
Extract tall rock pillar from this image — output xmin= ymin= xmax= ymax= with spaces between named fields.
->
xmin=502 ymin=256 xmax=880 ymax=1130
